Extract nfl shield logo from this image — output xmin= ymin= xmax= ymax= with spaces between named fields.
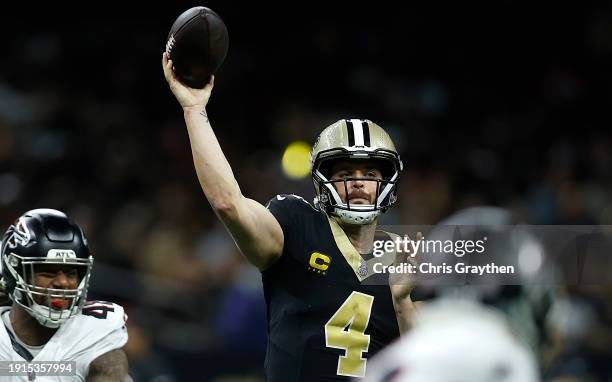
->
xmin=358 ymin=259 xmax=368 ymax=277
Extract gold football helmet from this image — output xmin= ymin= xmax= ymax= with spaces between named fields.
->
xmin=310 ymin=119 xmax=403 ymax=224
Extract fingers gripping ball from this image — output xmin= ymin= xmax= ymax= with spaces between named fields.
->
xmin=166 ymin=6 xmax=229 ymax=89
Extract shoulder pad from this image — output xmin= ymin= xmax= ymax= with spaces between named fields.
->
xmin=266 ymin=194 xmax=316 ymax=209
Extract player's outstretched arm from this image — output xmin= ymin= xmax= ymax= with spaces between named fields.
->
xmin=87 ymin=348 xmax=130 ymax=382
xmin=162 ymin=53 xmax=283 ymax=270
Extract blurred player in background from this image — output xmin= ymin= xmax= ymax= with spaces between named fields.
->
xmin=163 ymin=53 xmax=417 ymax=381
xmin=0 ymin=209 xmax=129 ymax=381
xmin=360 ymin=299 xmax=540 ymax=382
xmin=412 ymin=206 xmax=556 ymax=355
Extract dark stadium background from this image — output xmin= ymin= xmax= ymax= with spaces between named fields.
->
xmin=1 ymin=2 xmax=612 ymax=381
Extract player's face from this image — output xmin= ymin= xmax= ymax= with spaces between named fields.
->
xmin=329 ymin=160 xmax=383 ymax=205
xmin=32 ymin=264 xmax=79 ymax=310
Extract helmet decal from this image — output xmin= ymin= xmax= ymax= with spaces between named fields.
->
xmin=345 ymin=119 xmax=371 ymax=147
xmin=7 ymin=218 xmax=32 ymax=249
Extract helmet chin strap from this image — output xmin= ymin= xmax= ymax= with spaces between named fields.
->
xmin=15 ymin=292 xmax=76 ymax=329
xmin=32 ymin=307 xmax=62 ymax=328
xmin=333 ymin=206 xmax=379 ymax=225
xmin=29 ymin=303 xmax=72 ymax=329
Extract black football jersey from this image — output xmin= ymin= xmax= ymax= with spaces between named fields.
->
xmin=263 ymin=194 xmax=400 ymax=381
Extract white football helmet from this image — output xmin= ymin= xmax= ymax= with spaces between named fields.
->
xmin=361 ymin=299 xmax=540 ymax=382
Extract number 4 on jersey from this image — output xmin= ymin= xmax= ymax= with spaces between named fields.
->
xmin=325 ymin=291 xmax=374 ymax=377
xmin=82 ymin=301 xmax=115 ymax=319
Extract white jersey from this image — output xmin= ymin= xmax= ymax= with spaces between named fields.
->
xmin=0 ymin=301 xmax=128 ymax=381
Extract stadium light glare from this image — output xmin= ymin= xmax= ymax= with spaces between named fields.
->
xmin=282 ymin=141 xmax=311 ymax=179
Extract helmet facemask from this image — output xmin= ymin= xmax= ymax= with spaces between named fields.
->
xmin=5 ymin=252 xmax=93 ymax=329
xmin=312 ymin=149 xmax=402 ymax=225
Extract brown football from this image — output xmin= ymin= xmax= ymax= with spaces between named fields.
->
xmin=166 ymin=6 xmax=229 ymax=89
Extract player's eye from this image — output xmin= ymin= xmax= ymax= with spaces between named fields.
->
xmin=65 ymin=269 xmax=78 ymax=278
xmin=366 ymin=170 xmax=380 ymax=178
